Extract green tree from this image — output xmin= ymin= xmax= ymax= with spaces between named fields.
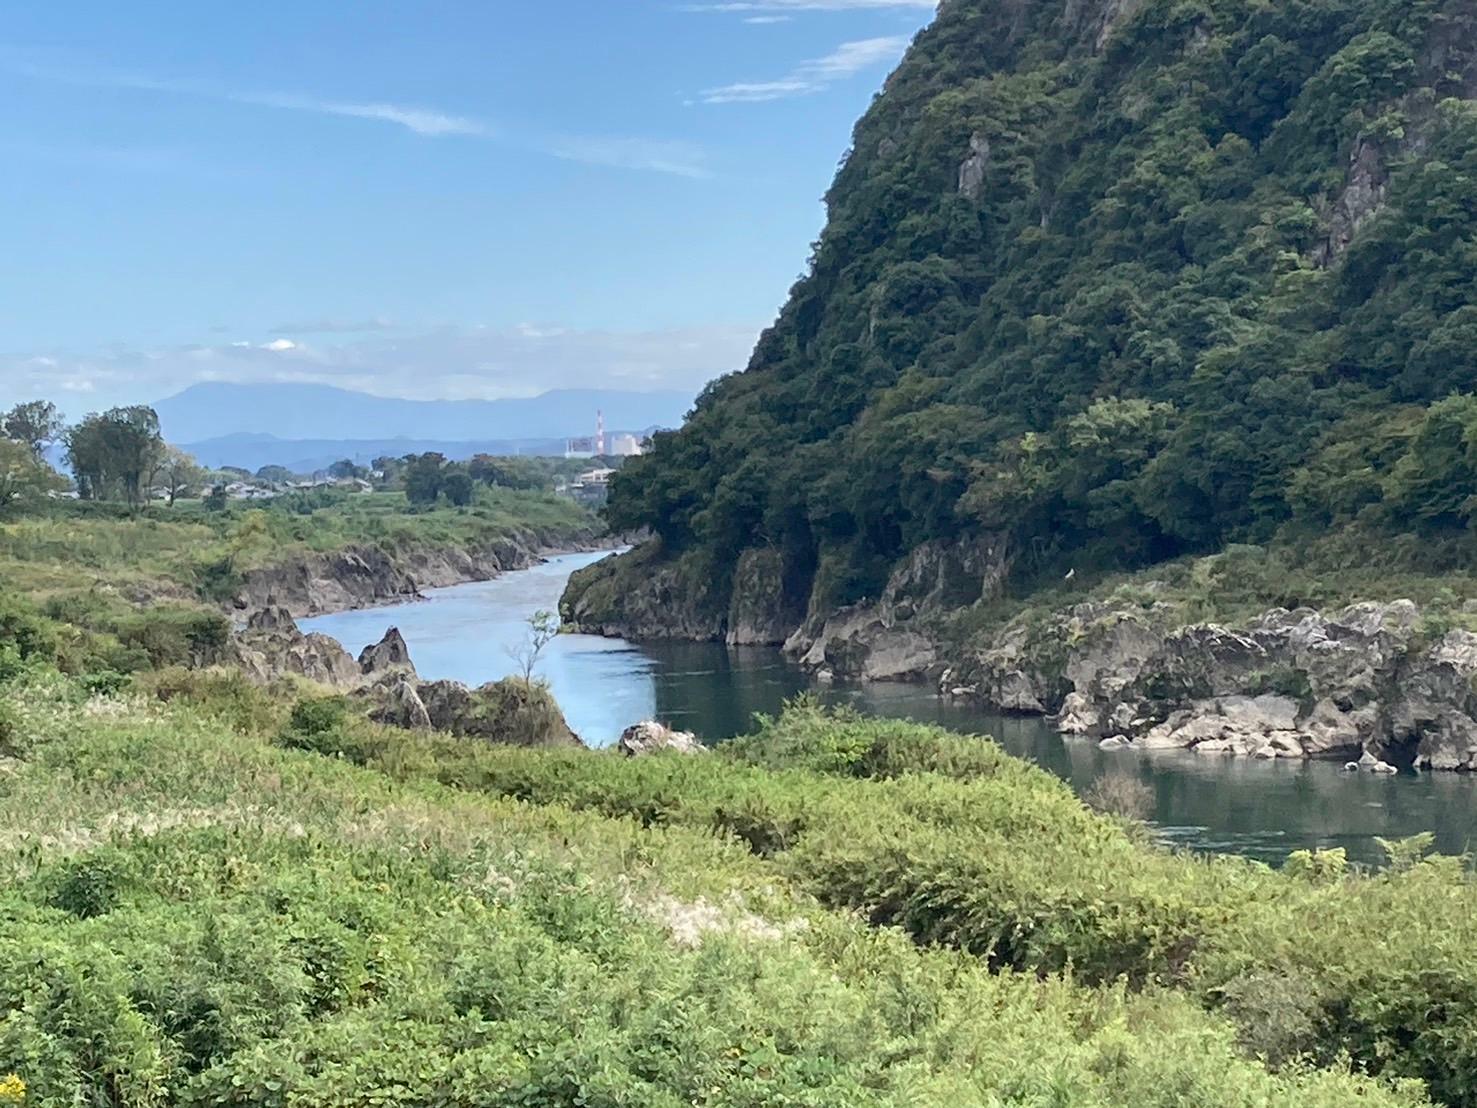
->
xmin=0 ymin=439 xmax=64 ymax=516
xmin=64 ymin=407 xmax=165 ymax=508
xmin=442 ymin=471 xmax=475 ymax=507
xmin=403 ymin=453 xmax=447 ymax=505
xmin=158 ymin=447 xmax=207 ymax=507
xmin=2 ymin=400 xmax=64 ymax=459
xmin=255 ymin=465 xmax=294 ymax=486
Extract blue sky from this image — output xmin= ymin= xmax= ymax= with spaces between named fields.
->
xmin=0 ymin=0 xmax=937 ymax=413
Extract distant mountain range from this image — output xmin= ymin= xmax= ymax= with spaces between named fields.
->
xmin=184 ymin=435 xmax=584 ymax=474
xmin=154 ymin=382 xmax=694 ymax=446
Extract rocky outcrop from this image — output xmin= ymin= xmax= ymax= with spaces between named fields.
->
xmin=727 ymin=548 xmax=806 ymax=646
xmin=229 ymin=605 xmax=363 ymax=689
xmin=359 ymin=628 xmax=416 ymax=678
xmin=561 ymin=542 xmax=729 ymax=641
xmin=617 ymin=721 xmax=705 ymax=757
xmin=1063 ymin=0 xmax=1144 ymax=52
xmin=785 ymin=535 xmax=1010 ymax=683
xmin=955 ymin=595 xmax=1477 ymax=771
xmin=237 ymin=527 xmax=604 ymax=618
xmin=358 ymin=674 xmax=581 ymax=748
xmin=958 ymin=132 xmax=990 ymax=200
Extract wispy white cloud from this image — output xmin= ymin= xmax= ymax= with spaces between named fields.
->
xmin=702 ymin=35 xmax=910 ymax=103
xmin=238 ymin=91 xmax=486 ymax=136
xmin=1 ymin=54 xmax=487 ymax=138
xmin=544 ymin=135 xmax=711 ymax=179
xmin=4 ymin=50 xmax=705 ymax=176
xmin=689 ymin=0 xmax=935 ymax=11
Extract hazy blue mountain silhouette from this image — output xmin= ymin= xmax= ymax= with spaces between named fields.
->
xmin=155 ymin=382 xmax=694 ymax=444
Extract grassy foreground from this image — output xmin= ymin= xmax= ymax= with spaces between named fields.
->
xmin=0 ymin=665 xmax=1464 ymax=1106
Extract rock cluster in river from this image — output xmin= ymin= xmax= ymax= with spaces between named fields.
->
xmin=951 ymin=598 xmax=1477 ymax=771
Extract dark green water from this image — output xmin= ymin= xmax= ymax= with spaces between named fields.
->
xmin=304 ymin=551 xmax=1477 ymax=867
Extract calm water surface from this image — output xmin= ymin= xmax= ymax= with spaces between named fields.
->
xmin=304 ymin=551 xmax=1477 ymax=867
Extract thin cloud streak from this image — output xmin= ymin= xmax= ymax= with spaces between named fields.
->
xmin=543 ymin=135 xmax=712 ymax=179
xmin=4 ymin=51 xmax=706 ymax=176
xmin=702 ymin=35 xmax=910 ymax=103
xmin=689 ymin=0 xmax=935 ymax=11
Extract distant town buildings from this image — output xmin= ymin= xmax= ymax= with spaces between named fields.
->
xmin=566 ymin=410 xmax=645 ymax=458
xmin=558 ymin=466 xmax=616 ymax=507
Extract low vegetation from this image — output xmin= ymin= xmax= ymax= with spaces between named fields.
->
xmin=2 ymin=657 xmax=1473 ymax=1105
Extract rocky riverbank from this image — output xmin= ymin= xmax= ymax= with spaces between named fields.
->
xmin=237 ymin=526 xmax=608 ymax=618
xmin=949 ymin=597 xmax=1477 ymax=772
xmin=563 ymin=540 xmax=1477 ymax=771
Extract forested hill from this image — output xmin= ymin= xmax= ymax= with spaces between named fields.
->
xmin=592 ymin=0 xmax=1477 ymax=634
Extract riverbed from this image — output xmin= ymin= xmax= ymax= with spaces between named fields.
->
xmin=303 ymin=550 xmax=1477 ymax=867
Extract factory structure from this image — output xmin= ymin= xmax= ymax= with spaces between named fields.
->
xmin=565 ymin=410 xmax=646 ymax=459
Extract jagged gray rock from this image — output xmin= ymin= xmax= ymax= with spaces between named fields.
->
xmin=359 ymin=627 xmax=416 ymax=678
xmin=231 ymin=606 xmax=362 ymax=689
xmin=958 ymin=132 xmax=990 ymax=200
xmin=784 ymin=535 xmax=1009 ymax=683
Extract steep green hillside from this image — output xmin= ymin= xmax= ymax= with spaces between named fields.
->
xmin=588 ymin=0 xmax=1477 ymax=637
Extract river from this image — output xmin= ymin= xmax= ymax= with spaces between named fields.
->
xmin=303 ymin=550 xmax=1477 ymax=867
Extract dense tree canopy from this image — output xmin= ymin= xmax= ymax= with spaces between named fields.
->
xmin=64 ymin=407 xmax=166 ymax=508
xmin=2 ymin=400 xmax=64 ymax=459
xmin=608 ymin=0 xmax=1477 ymax=608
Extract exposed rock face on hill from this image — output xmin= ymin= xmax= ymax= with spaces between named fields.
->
xmin=951 ymin=598 xmax=1477 ymax=771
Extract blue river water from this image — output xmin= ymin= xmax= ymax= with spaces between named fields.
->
xmin=303 ymin=551 xmax=1477 ymax=867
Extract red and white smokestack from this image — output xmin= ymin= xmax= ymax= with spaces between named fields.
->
xmin=596 ymin=410 xmax=606 ymax=456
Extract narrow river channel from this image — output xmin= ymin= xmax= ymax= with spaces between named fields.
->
xmin=303 ymin=550 xmax=1477 ymax=867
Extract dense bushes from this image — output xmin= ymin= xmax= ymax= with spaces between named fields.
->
xmin=266 ymin=700 xmax=1477 ymax=1102
xmin=0 ymin=679 xmax=1430 ymax=1107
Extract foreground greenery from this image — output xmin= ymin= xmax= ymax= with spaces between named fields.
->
xmin=0 ymin=489 xmax=597 ymax=681
xmin=5 ymin=663 xmax=1476 ymax=1104
xmin=607 ymin=0 xmax=1477 ymax=619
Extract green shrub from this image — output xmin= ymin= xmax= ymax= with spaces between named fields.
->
xmin=113 ymin=606 xmax=231 ymax=669
xmin=280 ymin=695 xmax=351 ymax=754
xmin=46 ymin=852 xmax=130 ymax=919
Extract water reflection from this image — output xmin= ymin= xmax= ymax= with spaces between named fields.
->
xmin=303 ymin=551 xmax=1477 ymax=868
